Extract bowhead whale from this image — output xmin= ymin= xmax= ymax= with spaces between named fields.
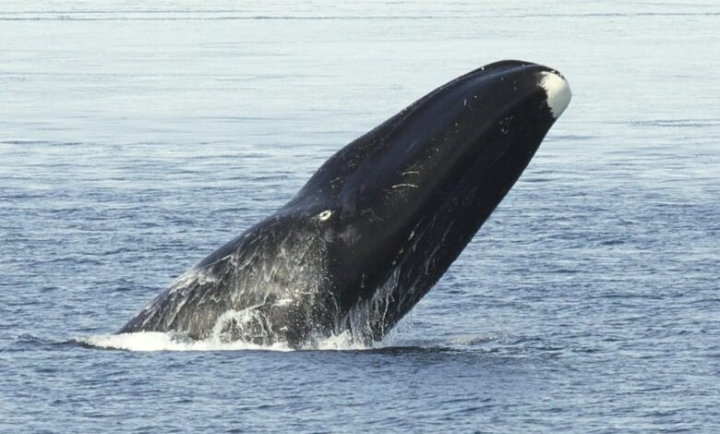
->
xmin=119 ymin=60 xmax=571 ymax=348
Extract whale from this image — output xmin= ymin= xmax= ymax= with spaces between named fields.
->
xmin=118 ymin=60 xmax=571 ymax=348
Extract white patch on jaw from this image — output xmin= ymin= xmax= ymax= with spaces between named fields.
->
xmin=317 ymin=210 xmax=332 ymax=221
xmin=539 ymin=71 xmax=572 ymax=119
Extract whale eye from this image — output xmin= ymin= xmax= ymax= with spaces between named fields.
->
xmin=317 ymin=210 xmax=333 ymax=221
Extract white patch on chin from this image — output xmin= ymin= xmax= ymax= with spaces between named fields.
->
xmin=539 ymin=71 xmax=572 ymax=119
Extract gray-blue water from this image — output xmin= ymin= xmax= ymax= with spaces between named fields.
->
xmin=1 ymin=1 xmax=719 ymax=432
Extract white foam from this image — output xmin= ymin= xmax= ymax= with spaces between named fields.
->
xmin=78 ymin=332 xmax=294 ymax=352
xmin=539 ymin=71 xmax=572 ymax=119
xmin=315 ymin=330 xmax=375 ymax=351
xmin=77 ymin=331 xmax=375 ymax=352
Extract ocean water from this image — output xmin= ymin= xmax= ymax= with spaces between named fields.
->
xmin=1 ymin=1 xmax=719 ymax=432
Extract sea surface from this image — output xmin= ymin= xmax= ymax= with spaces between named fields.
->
xmin=1 ymin=1 xmax=719 ymax=432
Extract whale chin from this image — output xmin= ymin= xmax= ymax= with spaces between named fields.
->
xmin=539 ymin=71 xmax=572 ymax=119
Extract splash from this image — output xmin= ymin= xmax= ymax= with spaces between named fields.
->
xmin=77 ymin=329 xmax=375 ymax=352
xmin=77 ymin=332 xmax=294 ymax=352
xmin=315 ymin=330 xmax=375 ymax=351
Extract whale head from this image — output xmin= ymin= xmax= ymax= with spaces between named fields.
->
xmin=285 ymin=60 xmax=572 ymax=341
